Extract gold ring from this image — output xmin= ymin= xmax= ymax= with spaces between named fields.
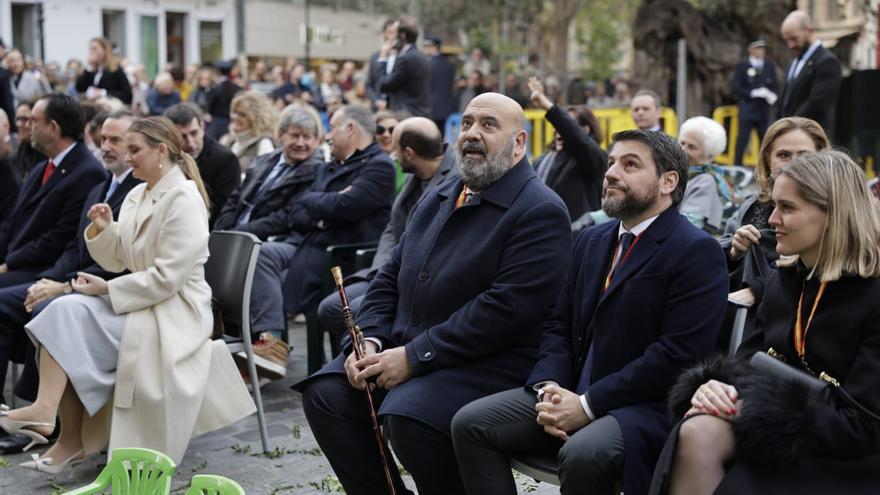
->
xmin=705 ymin=390 xmax=714 ymax=398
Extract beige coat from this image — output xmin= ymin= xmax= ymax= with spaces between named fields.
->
xmin=85 ymin=166 xmax=255 ymax=463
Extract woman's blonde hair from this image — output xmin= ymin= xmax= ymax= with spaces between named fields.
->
xmin=756 ymin=117 xmax=829 ymax=202
xmin=777 ymin=150 xmax=880 ymax=281
xmin=230 ymin=91 xmax=279 ymax=138
xmin=129 ymin=117 xmax=211 ymax=212
xmin=90 ymin=37 xmax=119 ymax=72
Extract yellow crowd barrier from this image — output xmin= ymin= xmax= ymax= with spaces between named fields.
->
xmin=449 ymin=105 xmax=874 ymax=175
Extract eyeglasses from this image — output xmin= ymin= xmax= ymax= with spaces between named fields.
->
xmin=376 ymin=125 xmax=394 ymax=135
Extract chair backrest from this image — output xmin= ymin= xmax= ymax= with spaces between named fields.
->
xmin=204 ymin=231 xmax=262 ymax=332
xmin=185 ymin=474 xmax=246 ymax=495
xmin=92 ymin=448 xmax=176 ymax=495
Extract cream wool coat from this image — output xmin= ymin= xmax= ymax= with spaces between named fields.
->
xmin=84 ymin=165 xmax=255 ymax=463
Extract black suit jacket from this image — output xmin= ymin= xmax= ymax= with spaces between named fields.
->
xmin=429 ymin=54 xmax=455 ymax=121
xmin=732 ymin=59 xmax=777 ymax=119
xmin=365 ymin=51 xmax=386 ymax=107
xmin=528 ymin=207 xmax=729 ymax=495
xmin=196 ymin=136 xmax=242 ymax=226
xmin=542 ymin=105 xmax=607 ymax=220
xmin=0 ymin=67 xmax=16 ymax=133
xmin=75 ymin=67 xmax=133 ymax=104
xmin=0 ymin=142 xmax=106 ymax=271
xmin=779 ymin=45 xmax=842 ymax=133
xmin=282 ymin=142 xmax=395 ymax=314
xmin=739 ymin=264 xmax=880 ymax=458
xmin=0 ymin=158 xmax=19 ymax=225
xmin=213 ymin=150 xmax=319 ymax=241
xmin=377 ymin=46 xmax=431 ymax=117
xmin=37 ymin=171 xmax=141 ymax=281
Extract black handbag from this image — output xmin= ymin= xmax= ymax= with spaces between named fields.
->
xmin=750 ymin=350 xmax=880 ymax=421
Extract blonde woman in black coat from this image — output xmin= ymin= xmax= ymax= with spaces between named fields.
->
xmin=658 ymin=150 xmax=880 ymax=494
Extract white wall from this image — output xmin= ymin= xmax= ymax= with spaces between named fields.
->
xmin=0 ymin=0 xmax=237 ymax=68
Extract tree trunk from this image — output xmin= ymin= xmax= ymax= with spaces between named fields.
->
xmin=632 ymin=0 xmax=796 ymax=118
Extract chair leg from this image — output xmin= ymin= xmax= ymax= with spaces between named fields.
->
xmin=305 ymin=307 xmax=325 ymax=375
xmin=242 ymin=332 xmax=270 ymax=453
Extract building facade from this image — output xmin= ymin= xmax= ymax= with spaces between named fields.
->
xmin=0 ymin=0 xmax=238 ymax=76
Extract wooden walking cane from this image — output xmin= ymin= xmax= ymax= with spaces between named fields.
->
xmin=331 ymin=266 xmax=398 ymax=495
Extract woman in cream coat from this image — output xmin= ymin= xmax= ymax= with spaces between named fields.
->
xmin=0 ymin=116 xmax=254 ymax=473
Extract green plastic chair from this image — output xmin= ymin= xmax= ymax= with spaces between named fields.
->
xmin=63 ymin=447 xmax=177 ymax=495
xmin=185 ymin=475 xmax=246 ymax=495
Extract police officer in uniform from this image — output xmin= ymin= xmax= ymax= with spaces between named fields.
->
xmin=731 ymin=40 xmax=778 ymax=165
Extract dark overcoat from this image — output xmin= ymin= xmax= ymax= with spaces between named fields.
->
xmin=527 ymin=207 xmax=729 ymax=495
xmin=294 ymin=159 xmax=573 ymax=434
xmin=213 ymin=150 xmax=319 ymax=242
xmin=282 ymin=142 xmax=395 ymax=314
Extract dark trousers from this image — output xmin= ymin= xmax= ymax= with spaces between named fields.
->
xmin=250 ymin=241 xmax=297 ymax=334
xmin=451 ymin=388 xmax=624 ymax=495
xmin=316 ymin=280 xmax=369 ymax=346
xmin=734 ymin=110 xmax=769 ymax=165
xmin=0 ymin=270 xmax=39 ymax=289
xmin=301 ymin=374 xmax=465 ymax=495
xmin=0 ymin=282 xmax=52 ymax=404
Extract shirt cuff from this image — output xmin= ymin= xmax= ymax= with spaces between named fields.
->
xmin=364 ymin=337 xmax=383 ymax=352
xmin=579 ymin=393 xmax=596 ymax=420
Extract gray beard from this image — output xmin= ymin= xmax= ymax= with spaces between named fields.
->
xmin=458 ymin=137 xmax=515 ymax=191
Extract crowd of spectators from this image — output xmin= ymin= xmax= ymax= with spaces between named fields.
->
xmin=0 ymin=8 xmax=877 ymax=495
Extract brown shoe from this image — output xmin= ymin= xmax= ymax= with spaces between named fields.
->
xmin=237 ymin=332 xmax=289 ymax=379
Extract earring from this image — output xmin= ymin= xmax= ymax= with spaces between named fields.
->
xmin=159 ymin=163 xmax=163 ymax=169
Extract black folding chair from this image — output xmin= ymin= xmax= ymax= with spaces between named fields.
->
xmin=204 ymin=231 xmax=270 ymax=453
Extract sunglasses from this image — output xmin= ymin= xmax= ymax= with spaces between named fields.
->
xmin=376 ymin=125 xmax=394 ymax=135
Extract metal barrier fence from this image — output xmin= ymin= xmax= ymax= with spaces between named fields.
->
xmin=444 ymin=105 xmax=762 ymax=166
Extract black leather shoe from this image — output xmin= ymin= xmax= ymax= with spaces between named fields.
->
xmin=0 ymin=433 xmax=31 ymax=454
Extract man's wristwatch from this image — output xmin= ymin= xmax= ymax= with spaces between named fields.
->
xmin=63 ymin=282 xmax=72 ymax=294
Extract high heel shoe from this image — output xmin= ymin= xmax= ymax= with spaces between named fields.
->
xmin=0 ymin=415 xmax=54 ymax=452
xmin=19 ymin=449 xmax=84 ymax=475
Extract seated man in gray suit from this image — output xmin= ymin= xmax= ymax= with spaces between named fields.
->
xmin=317 ymin=117 xmax=458 ymax=343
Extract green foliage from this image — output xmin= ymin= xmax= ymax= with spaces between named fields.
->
xmin=0 ymin=457 xmax=9 ymax=468
xmin=230 ymin=443 xmax=251 ymax=455
xmin=575 ymin=0 xmax=640 ymax=81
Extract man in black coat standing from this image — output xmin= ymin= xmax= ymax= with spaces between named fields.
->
xmin=164 ymin=103 xmax=241 ymax=227
xmin=374 ymin=17 xmax=431 ymax=117
xmin=366 ymin=18 xmax=399 ymax=111
xmin=423 ymin=36 xmax=455 ymax=135
xmin=732 ymin=40 xmax=778 ymax=165
xmin=778 ymin=10 xmax=842 ymax=136
xmin=0 ymin=94 xmax=106 ymax=288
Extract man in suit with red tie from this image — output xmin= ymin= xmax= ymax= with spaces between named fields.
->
xmin=0 ymin=110 xmax=140 ymax=453
xmin=0 ymin=94 xmax=105 ymax=288
xmin=452 ymin=130 xmax=729 ymax=495
xmin=778 ymin=10 xmax=842 ymax=136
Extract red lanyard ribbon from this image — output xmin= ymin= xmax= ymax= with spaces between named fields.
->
xmin=603 ymin=233 xmax=642 ymax=291
xmin=793 ymin=281 xmax=828 ymax=358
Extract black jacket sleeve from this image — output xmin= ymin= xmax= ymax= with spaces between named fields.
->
xmin=545 ymin=105 xmax=606 ymax=182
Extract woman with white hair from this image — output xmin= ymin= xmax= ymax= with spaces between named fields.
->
xmin=678 ymin=116 xmax=730 ymax=233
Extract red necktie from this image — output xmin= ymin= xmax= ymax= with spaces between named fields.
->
xmin=41 ymin=160 xmax=56 ymax=186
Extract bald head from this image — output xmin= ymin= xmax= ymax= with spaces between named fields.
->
xmin=781 ymin=10 xmax=815 ymax=55
xmin=393 ymin=117 xmax=444 ymax=179
xmin=468 ymin=92 xmax=527 ymax=131
xmin=458 ymin=92 xmax=529 ymax=191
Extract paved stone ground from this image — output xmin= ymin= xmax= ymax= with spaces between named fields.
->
xmin=1 ymin=320 xmax=558 ymax=494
